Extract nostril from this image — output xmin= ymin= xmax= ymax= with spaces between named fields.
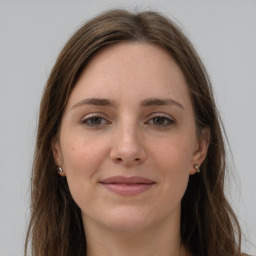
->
xmin=115 ymin=157 xmax=141 ymax=162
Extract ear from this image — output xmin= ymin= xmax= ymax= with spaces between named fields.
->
xmin=190 ymin=127 xmax=210 ymax=175
xmin=51 ymin=137 xmax=66 ymax=177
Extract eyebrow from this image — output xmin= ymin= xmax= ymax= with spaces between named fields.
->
xmin=71 ymin=97 xmax=184 ymax=110
xmin=71 ymin=98 xmax=116 ymax=109
xmin=140 ymin=98 xmax=184 ymax=109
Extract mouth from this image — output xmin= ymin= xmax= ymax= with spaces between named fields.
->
xmin=99 ymin=176 xmax=156 ymax=196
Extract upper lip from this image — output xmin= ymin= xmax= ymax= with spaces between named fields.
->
xmin=100 ymin=176 xmax=155 ymax=184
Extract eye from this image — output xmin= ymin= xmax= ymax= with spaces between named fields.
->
xmin=81 ymin=115 xmax=110 ymax=127
xmin=146 ymin=115 xmax=174 ymax=128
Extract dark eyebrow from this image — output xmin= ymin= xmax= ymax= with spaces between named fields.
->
xmin=71 ymin=97 xmax=184 ymax=110
xmin=141 ymin=98 xmax=184 ymax=109
xmin=71 ymin=98 xmax=116 ymax=109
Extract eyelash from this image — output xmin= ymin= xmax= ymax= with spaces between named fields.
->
xmin=145 ymin=114 xmax=175 ymax=128
xmin=81 ymin=113 xmax=175 ymax=128
xmin=81 ymin=114 xmax=110 ymax=127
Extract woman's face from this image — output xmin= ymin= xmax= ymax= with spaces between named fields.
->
xmin=53 ymin=42 xmax=209 ymax=233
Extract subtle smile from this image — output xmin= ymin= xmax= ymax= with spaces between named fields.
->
xmin=99 ymin=176 xmax=156 ymax=196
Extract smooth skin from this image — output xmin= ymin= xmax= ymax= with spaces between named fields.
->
xmin=53 ymin=42 xmax=210 ymax=256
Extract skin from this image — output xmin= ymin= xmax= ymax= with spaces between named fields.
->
xmin=53 ymin=42 xmax=209 ymax=256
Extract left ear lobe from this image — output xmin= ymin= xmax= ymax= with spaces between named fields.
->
xmin=190 ymin=127 xmax=210 ymax=175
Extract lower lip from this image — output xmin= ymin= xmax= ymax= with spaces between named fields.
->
xmin=101 ymin=183 xmax=154 ymax=196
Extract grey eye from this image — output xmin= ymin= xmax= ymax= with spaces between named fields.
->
xmin=149 ymin=116 xmax=174 ymax=127
xmin=89 ymin=117 xmax=103 ymax=126
xmin=82 ymin=116 xmax=108 ymax=127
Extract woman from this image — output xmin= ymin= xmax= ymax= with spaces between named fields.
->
xmin=25 ymin=9 xmax=244 ymax=256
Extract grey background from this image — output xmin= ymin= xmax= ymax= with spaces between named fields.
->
xmin=0 ymin=0 xmax=255 ymax=255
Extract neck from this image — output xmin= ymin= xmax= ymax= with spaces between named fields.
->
xmin=83 ymin=214 xmax=190 ymax=256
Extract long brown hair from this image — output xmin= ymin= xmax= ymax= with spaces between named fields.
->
xmin=25 ymin=9 xmax=242 ymax=256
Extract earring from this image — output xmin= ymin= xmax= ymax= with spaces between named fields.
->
xmin=193 ymin=163 xmax=200 ymax=173
xmin=58 ymin=166 xmax=63 ymax=172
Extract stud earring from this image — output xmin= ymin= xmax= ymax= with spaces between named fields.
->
xmin=58 ymin=167 xmax=63 ymax=172
xmin=193 ymin=163 xmax=200 ymax=173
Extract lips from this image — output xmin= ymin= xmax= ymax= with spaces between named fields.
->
xmin=99 ymin=176 xmax=155 ymax=196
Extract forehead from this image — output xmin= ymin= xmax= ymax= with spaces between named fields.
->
xmin=67 ymin=42 xmax=191 ymax=108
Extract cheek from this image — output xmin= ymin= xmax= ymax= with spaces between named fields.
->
xmin=159 ymin=150 xmax=190 ymax=195
xmin=150 ymin=136 xmax=194 ymax=198
xmin=60 ymin=136 xmax=108 ymax=195
xmin=151 ymin=134 xmax=195 ymax=170
xmin=61 ymin=134 xmax=106 ymax=172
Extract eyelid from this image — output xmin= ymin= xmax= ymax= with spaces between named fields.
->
xmin=81 ymin=112 xmax=111 ymax=127
xmin=146 ymin=112 xmax=175 ymax=121
xmin=81 ymin=112 xmax=108 ymax=121
xmin=145 ymin=112 xmax=175 ymax=127
xmin=80 ymin=112 xmax=175 ymax=127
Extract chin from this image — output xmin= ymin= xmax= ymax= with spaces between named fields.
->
xmin=84 ymin=205 xmax=157 ymax=233
xmin=103 ymin=216 xmax=153 ymax=233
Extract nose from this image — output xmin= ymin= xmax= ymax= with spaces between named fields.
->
xmin=110 ymin=123 xmax=146 ymax=166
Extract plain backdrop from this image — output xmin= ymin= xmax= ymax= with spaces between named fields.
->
xmin=0 ymin=0 xmax=255 ymax=255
